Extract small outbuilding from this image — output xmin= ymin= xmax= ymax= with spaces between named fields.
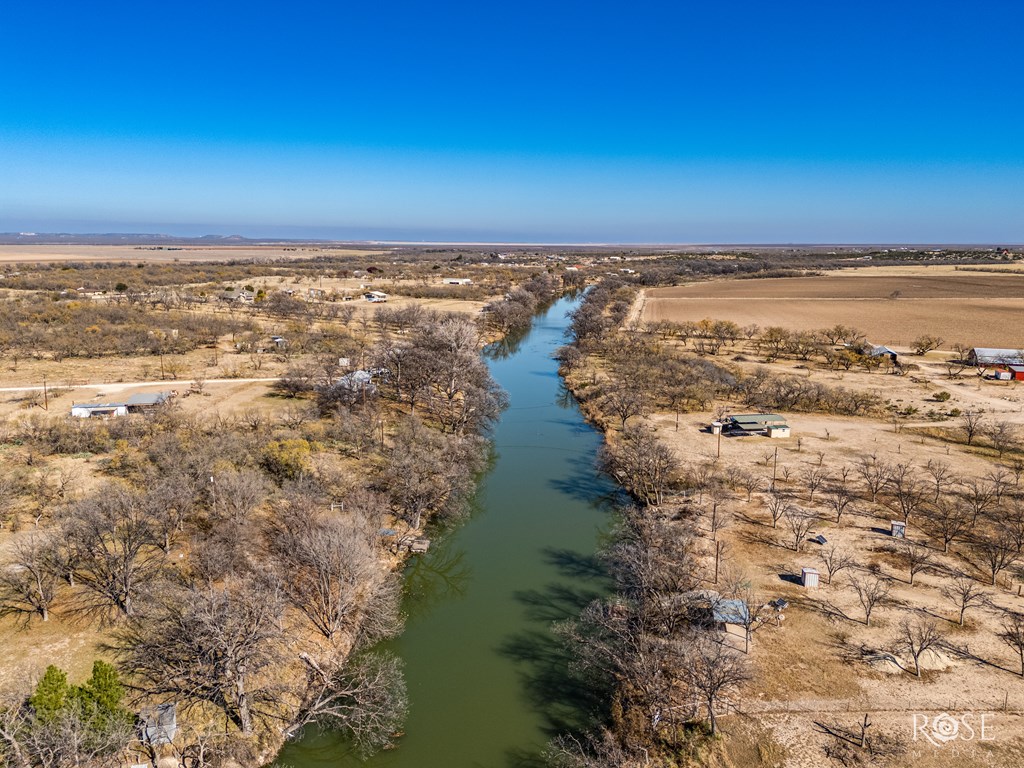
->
xmin=712 ymin=599 xmax=751 ymax=632
xmin=124 ymin=391 xmax=170 ymax=413
xmin=891 ymin=520 xmax=907 ymax=538
xmin=801 ymin=567 xmax=820 ymax=589
xmin=724 ymin=413 xmax=789 ymax=436
xmin=70 ymin=403 xmax=128 ymax=418
xmin=442 ymin=278 xmax=473 ymax=285
xmin=766 ymin=424 xmax=791 ymax=439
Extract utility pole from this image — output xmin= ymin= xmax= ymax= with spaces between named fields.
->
xmin=716 ymin=428 xmax=722 ymax=459
xmin=771 ymin=446 xmax=779 ymax=491
xmin=42 ymin=375 xmax=48 ymax=411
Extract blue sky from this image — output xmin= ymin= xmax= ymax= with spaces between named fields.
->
xmin=2 ymin=1 xmax=1022 ymax=243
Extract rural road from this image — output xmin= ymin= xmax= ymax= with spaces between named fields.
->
xmin=0 ymin=377 xmax=281 ymax=394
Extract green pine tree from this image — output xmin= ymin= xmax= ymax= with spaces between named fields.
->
xmin=29 ymin=666 xmax=69 ymax=723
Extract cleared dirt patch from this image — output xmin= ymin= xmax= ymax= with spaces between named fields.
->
xmin=643 ymin=297 xmax=1024 ymax=348
xmin=643 ymin=271 xmax=1024 ymax=348
xmin=650 ymin=273 xmax=1024 ymax=299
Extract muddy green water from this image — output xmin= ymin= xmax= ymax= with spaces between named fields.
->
xmin=277 ymin=295 xmax=617 ymax=768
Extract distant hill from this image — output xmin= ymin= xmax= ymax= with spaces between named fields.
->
xmin=0 ymin=232 xmax=335 ymax=246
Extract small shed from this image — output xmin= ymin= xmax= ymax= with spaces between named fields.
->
xmin=124 ymin=391 xmax=170 ymax=413
xmin=712 ymin=599 xmax=750 ymax=631
xmin=1007 ymin=366 xmax=1024 ymax=381
xmin=801 ymin=567 xmax=820 ymax=589
xmin=891 ymin=520 xmax=906 ymax=538
xmin=710 ymin=421 xmax=723 ymax=435
xmin=766 ymin=424 xmax=791 ymax=438
xmin=442 ymin=278 xmax=473 ymax=285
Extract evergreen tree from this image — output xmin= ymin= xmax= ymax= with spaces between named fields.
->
xmin=28 ymin=665 xmax=68 ymax=723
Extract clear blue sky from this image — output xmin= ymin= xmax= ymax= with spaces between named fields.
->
xmin=2 ymin=1 xmax=1022 ymax=243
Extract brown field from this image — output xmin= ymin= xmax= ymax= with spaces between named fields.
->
xmin=0 ymin=244 xmax=387 ymax=263
xmin=643 ymin=271 xmax=1024 ymax=348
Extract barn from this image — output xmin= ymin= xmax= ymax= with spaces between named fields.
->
xmin=968 ymin=348 xmax=1024 ymax=367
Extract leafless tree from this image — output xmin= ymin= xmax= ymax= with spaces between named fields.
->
xmin=599 ymin=426 xmax=678 ymax=507
xmin=285 ymin=650 xmax=409 ymax=755
xmin=65 ymin=487 xmax=164 ymax=618
xmin=963 ymin=478 xmax=997 ymax=526
xmin=272 ymin=513 xmax=380 ymax=642
xmin=114 ymin=577 xmax=286 ymax=735
xmin=0 ymin=532 xmax=60 ymax=622
xmin=887 ymin=463 xmax=927 ymax=522
xmin=922 ymin=498 xmax=972 ymax=553
xmin=975 ymin=531 xmax=1020 ymax=586
xmin=857 ymin=456 xmax=892 ymax=504
xmin=824 ymin=485 xmax=855 ymax=524
xmin=209 ymin=468 xmax=270 ymax=525
xmin=819 ymin=545 xmax=854 ymax=585
xmin=894 ymin=618 xmax=943 ymax=677
xmin=986 ymin=419 xmax=1019 ymax=458
xmin=600 ymin=381 xmax=646 ymax=430
xmin=738 ymin=471 xmax=763 ymax=502
xmin=849 ymin=573 xmax=891 ymax=626
xmin=682 ymin=630 xmax=751 ymax=735
xmin=924 ymin=460 xmax=955 ymax=504
xmin=897 ymin=539 xmax=935 ymax=586
xmin=960 ymin=410 xmax=984 ymax=446
xmin=941 ymin=574 xmax=986 ymax=626
xmin=783 ymin=506 xmax=817 ymax=552
xmin=999 ymin=611 xmax=1024 ymax=676
xmin=764 ymin=491 xmax=790 ymax=529
xmin=801 ymin=466 xmax=830 ymax=503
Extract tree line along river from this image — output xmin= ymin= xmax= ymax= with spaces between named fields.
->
xmin=277 ymin=294 xmax=620 ymax=767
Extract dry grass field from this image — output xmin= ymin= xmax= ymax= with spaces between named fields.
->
xmin=0 ymin=244 xmax=387 ymax=263
xmin=642 ymin=270 xmax=1024 ymax=349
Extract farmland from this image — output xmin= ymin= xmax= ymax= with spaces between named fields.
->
xmin=642 ymin=269 xmax=1024 ymax=349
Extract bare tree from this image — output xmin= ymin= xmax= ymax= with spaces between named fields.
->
xmin=960 ymin=411 xmax=984 ymax=446
xmin=819 ymin=545 xmax=854 ymax=585
xmin=738 ymin=471 xmax=763 ymax=502
xmin=600 ymin=381 xmax=646 ymax=430
xmin=898 ymin=540 xmax=935 ymax=586
xmin=783 ymin=506 xmax=817 ymax=552
xmin=210 ymin=468 xmax=270 ymax=525
xmin=764 ymin=491 xmax=790 ymax=529
xmin=0 ymin=532 xmax=60 ymax=621
xmin=272 ymin=514 xmax=380 ymax=642
xmin=682 ymin=630 xmax=751 ymax=736
xmin=824 ymin=485 xmax=855 ymax=524
xmin=986 ymin=420 xmax=1019 ymax=458
xmin=65 ymin=487 xmax=164 ymax=617
xmin=922 ymin=498 xmax=972 ymax=553
xmin=887 ymin=463 xmax=927 ymax=522
xmin=924 ymin=460 xmax=955 ymax=504
xmin=600 ymin=426 xmax=678 ymax=507
xmin=849 ymin=573 xmax=891 ymax=626
xmin=942 ymin=575 xmax=986 ymax=626
xmin=963 ymin=478 xmax=997 ymax=526
xmin=894 ymin=618 xmax=943 ymax=677
xmin=999 ymin=611 xmax=1024 ymax=676
xmin=975 ymin=531 xmax=1020 ymax=586
xmin=114 ymin=577 xmax=286 ymax=735
xmin=801 ymin=466 xmax=830 ymax=503
xmin=857 ymin=457 xmax=891 ymax=504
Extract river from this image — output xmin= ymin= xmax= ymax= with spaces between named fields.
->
xmin=277 ymin=294 xmax=618 ymax=768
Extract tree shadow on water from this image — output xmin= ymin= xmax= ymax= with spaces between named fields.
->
xmin=546 ymin=454 xmax=623 ymax=508
xmin=498 ymin=570 xmax=615 ymax=768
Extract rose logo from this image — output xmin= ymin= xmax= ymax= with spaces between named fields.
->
xmin=928 ymin=713 xmax=960 ymax=745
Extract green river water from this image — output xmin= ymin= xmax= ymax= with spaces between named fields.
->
xmin=277 ymin=294 xmax=619 ymax=768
